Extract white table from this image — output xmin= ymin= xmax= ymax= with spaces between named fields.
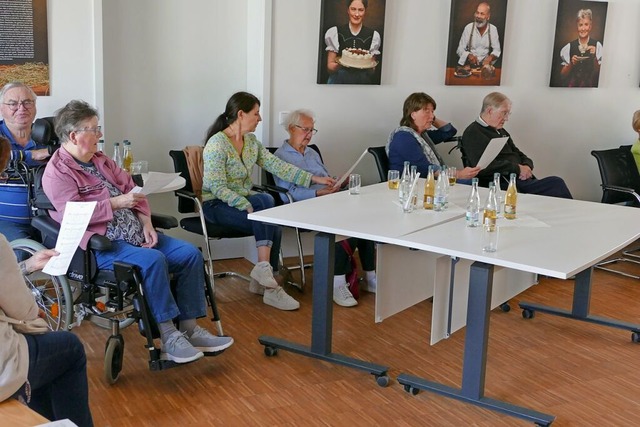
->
xmin=249 ymin=182 xmax=640 ymax=425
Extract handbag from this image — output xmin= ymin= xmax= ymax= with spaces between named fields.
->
xmin=0 ymin=308 xmax=49 ymax=335
xmin=339 ymin=240 xmax=359 ymax=300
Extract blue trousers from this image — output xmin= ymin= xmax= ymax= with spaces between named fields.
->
xmin=94 ymin=234 xmax=206 ymax=323
xmin=203 ymin=193 xmax=282 ymax=270
xmin=516 ymin=176 xmax=573 ymax=199
xmin=23 ymin=331 xmax=93 ymax=427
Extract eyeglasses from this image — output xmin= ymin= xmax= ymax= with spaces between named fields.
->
xmin=495 ymin=109 xmax=511 ymax=119
xmin=294 ymin=125 xmax=318 ymax=135
xmin=74 ymin=126 xmax=102 ymax=134
xmin=3 ymin=100 xmax=35 ymax=111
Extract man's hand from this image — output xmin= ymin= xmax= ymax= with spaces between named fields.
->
xmin=31 ymin=148 xmax=51 ymax=161
xmin=468 ymin=54 xmax=479 ymax=66
xmin=518 ymin=164 xmax=533 ymax=180
xmin=458 ymin=166 xmax=481 ymax=179
xmin=312 ymin=176 xmax=336 ymax=187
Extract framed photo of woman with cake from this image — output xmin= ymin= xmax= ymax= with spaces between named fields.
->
xmin=317 ymin=0 xmax=386 ymax=85
xmin=549 ymin=0 xmax=607 ymax=88
xmin=444 ymin=0 xmax=508 ymax=86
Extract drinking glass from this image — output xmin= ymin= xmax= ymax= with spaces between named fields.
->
xmin=481 ymin=223 xmax=499 ymax=252
xmin=131 ymin=161 xmax=148 ymax=175
xmin=447 ymin=166 xmax=457 ymax=186
xmin=349 ymin=174 xmax=361 ymax=195
xmin=387 ymin=170 xmax=400 ymax=189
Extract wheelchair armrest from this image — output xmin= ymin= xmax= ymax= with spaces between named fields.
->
xmin=151 ymin=213 xmax=178 ymax=229
xmin=602 ymin=184 xmax=640 ymax=204
xmin=175 ymin=188 xmax=198 ymax=201
xmin=32 ymin=215 xmax=113 ymax=251
xmin=257 ymin=183 xmax=289 ymax=194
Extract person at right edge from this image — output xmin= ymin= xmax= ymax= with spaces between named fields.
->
xmin=462 ymin=92 xmax=572 ymax=198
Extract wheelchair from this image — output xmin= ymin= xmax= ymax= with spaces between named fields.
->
xmin=8 ymin=119 xmax=228 ymax=383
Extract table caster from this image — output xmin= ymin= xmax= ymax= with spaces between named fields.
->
xmin=632 ymin=331 xmax=640 ymax=343
xmin=403 ymin=384 xmax=419 ymax=395
xmin=522 ymin=308 xmax=535 ymax=319
xmin=375 ymin=375 xmax=390 ymax=387
xmin=264 ymin=346 xmax=278 ymax=357
xmin=500 ymin=302 xmax=511 ymax=312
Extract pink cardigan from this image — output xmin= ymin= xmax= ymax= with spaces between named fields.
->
xmin=42 ymin=145 xmax=151 ymax=250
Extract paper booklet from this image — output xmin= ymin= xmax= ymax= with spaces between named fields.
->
xmin=475 ymin=136 xmax=509 ymax=169
xmin=333 ymin=149 xmax=369 ymax=188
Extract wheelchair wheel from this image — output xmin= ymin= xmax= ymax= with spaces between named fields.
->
xmin=104 ymin=335 xmax=125 ymax=384
xmin=11 ymin=238 xmax=74 ymax=331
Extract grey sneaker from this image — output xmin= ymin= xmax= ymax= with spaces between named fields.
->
xmin=334 ymin=284 xmax=358 ymax=307
xmin=162 ymin=331 xmax=204 ymax=363
xmin=248 ymin=278 xmax=265 ymax=295
xmin=263 ymin=286 xmax=300 ymax=311
xmin=250 ymin=261 xmax=278 ymax=288
xmin=187 ymin=325 xmax=234 ymax=352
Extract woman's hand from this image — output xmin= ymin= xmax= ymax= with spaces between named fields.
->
xmin=110 ymin=193 xmax=146 ymax=210
xmin=140 ymin=220 xmax=158 ymax=248
xmin=246 ymin=205 xmax=254 ymax=214
xmin=311 ymin=176 xmax=336 ymax=187
xmin=457 ymin=166 xmax=481 ymax=180
xmin=24 ymin=248 xmax=59 ymax=273
xmin=316 ymin=185 xmax=340 ymax=196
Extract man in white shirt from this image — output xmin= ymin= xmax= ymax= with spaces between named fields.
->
xmin=456 ymin=2 xmax=501 ymax=68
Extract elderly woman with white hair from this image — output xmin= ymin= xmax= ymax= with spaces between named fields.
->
xmin=559 ymin=8 xmax=603 ymax=87
xmin=273 ymin=109 xmax=377 ymax=308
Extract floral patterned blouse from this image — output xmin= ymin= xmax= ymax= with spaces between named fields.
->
xmin=202 ymin=131 xmax=312 ymax=211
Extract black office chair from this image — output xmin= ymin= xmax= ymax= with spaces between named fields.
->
xmin=169 ymin=149 xmax=252 ymax=291
xmin=590 ymin=147 xmax=640 ymax=278
xmin=262 ymin=144 xmax=325 ymax=290
xmin=367 ymin=146 xmax=389 ymax=183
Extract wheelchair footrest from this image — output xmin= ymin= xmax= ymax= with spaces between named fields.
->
xmin=203 ymin=349 xmax=226 ymax=357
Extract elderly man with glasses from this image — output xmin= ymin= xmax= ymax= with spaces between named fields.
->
xmin=462 ymin=92 xmax=572 ymax=198
xmin=0 ymin=81 xmax=51 ymax=241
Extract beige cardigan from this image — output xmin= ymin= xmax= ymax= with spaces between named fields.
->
xmin=0 ymin=234 xmax=39 ymax=402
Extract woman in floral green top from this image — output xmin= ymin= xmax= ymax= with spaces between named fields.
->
xmin=202 ymin=92 xmax=335 ymax=311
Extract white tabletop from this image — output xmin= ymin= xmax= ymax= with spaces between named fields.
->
xmin=250 ymin=182 xmax=640 ymax=280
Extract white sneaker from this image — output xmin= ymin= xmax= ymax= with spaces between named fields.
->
xmin=334 ymin=284 xmax=358 ymax=307
xmin=162 ymin=331 xmax=204 ymax=363
xmin=250 ymin=261 xmax=278 ymax=288
xmin=187 ymin=325 xmax=234 ymax=353
xmin=263 ymin=286 xmax=300 ymax=311
xmin=362 ymin=276 xmax=377 ymax=293
xmin=248 ymin=278 xmax=265 ymax=295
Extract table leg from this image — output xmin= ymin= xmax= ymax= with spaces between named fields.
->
xmin=398 ymin=261 xmax=555 ymax=425
xmin=259 ymin=232 xmax=389 ymax=385
xmin=519 ymin=268 xmax=640 ymax=338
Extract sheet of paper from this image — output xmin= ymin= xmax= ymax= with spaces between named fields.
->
xmin=130 ymin=171 xmax=181 ymax=195
xmin=43 ymin=201 xmax=97 ymax=276
xmin=333 ymin=149 xmax=368 ymax=188
xmin=476 ymin=136 xmax=509 ymax=169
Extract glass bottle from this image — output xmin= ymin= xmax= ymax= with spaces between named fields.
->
xmin=493 ymin=172 xmax=503 ymax=215
xmin=465 ymin=178 xmax=480 ymax=227
xmin=97 ymin=139 xmax=105 ymax=153
xmin=482 ymin=182 xmax=498 ymax=229
xmin=423 ymin=165 xmax=435 ymax=210
xmin=434 ymin=169 xmax=447 ymax=212
xmin=504 ymin=173 xmax=518 ymax=220
xmin=112 ymin=142 xmax=123 ymax=168
xmin=410 ymin=165 xmax=418 ymax=209
xmin=398 ymin=161 xmax=411 ymax=204
xmin=122 ymin=140 xmax=133 ymax=173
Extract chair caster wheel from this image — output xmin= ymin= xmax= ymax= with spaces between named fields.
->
xmin=264 ymin=346 xmax=278 ymax=357
xmin=403 ymin=384 xmax=419 ymax=395
xmin=522 ymin=309 xmax=535 ymax=319
xmin=375 ymin=375 xmax=390 ymax=387
xmin=500 ymin=302 xmax=511 ymax=312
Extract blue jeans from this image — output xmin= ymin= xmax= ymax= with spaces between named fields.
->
xmin=94 ymin=234 xmax=206 ymax=323
xmin=203 ymin=193 xmax=282 ymax=270
xmin=23 ymin=331 xmax=93 ymax=427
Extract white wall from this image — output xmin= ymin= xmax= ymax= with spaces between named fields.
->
xmin=36 ymin=0 xmax=98 ymax=117
xmin=270 ymin=0 xmax=640 ymax=202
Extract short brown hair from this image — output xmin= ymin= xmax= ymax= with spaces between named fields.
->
xmin=400 ymin=92 xmax=436 ymax=129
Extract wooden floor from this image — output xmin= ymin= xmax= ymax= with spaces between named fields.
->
xmin=75 ymin=257 xmax=640 ymax=427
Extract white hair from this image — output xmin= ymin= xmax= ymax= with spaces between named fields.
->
xmin=283 ymin=109 xmax=315 ymax=131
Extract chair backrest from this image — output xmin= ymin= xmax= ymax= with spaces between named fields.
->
xmin=263 ymin=143 xmax=323 ymax=205
xmin=367 ymin=146 xmax=389 ymax=183
xmin=591 ymin=147 xmax=640 ymax=205
xmin=169 ymin=149 xmax=197 ymax=213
